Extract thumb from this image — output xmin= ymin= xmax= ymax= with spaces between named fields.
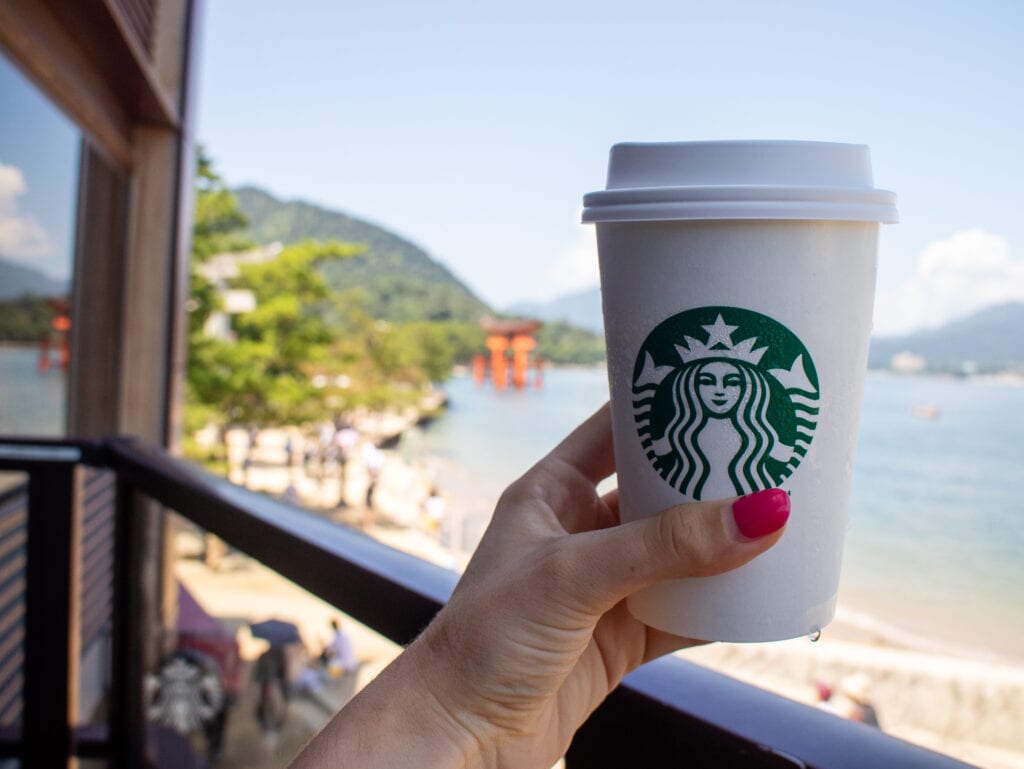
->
xmin=567 ymin=488 xmax=790 ymax=616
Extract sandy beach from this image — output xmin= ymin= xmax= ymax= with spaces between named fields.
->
xmin=178 ymin=425 xmax=1024 ymax=769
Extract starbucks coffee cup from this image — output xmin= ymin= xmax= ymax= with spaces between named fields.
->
xmin=583 ymin=141 xmax=897 ymax=642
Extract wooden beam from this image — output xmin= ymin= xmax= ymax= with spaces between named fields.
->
xmin=43 ymin=0 xmax=181 ymax=128
xmin=68 ymin=144 xmax=131 ymax=438
xmin=96 ymin=0 xmax=181 ymax=125
xmin=24 ymin=463 xmax=81 ymax=768
xmin=0 ymin=0 xmax=187 ymax=171
xmin=119 ymin=127 xmax=179 ymax=442
xmin=0 ymin=0 xmax=134 ymax=169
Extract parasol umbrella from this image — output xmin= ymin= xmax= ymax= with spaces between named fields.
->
xmin=249 ymin=619 xmax=301 ymax=646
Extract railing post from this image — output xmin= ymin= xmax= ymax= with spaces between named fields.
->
xmin=109 ymin=478 xmax=147 ymax=768
xmin=24 ymin=462 xmax=80 ymax=768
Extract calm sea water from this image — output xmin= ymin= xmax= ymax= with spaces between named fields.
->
xmin=0 ymin=345 xmax=66 ymax=435
xmin=408 ymin=367 xmax=1024 ymax=664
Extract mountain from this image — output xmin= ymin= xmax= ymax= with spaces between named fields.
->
xmin=233 ymin=187 xmax=491 ymax=323
xmin=0 ymin=257 xmax=67 ymax=299
xmin=506 ymin=286 xmax=604 ymax=334
xmin=868 ymin=302 xmax=1024 ymax=371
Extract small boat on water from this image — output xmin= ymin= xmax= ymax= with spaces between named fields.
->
xmin=911 ymin=404 xmax=941 ymax=420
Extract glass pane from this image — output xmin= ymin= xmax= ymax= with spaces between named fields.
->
xmin=0 ymin=52 xmax=80 ymax=436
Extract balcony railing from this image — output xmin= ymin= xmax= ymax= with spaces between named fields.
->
xmin=0 ymin=436 xmax=975 ymax=768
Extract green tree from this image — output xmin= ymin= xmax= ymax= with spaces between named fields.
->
xmin=189 ymin=240 xmax=363 ymax=427
xmin=185 ymin=150 xmax=481 ymax=445
xmin=0 ymin=295 xmax=53 ymax=341
xmin=186 ymin=151 xmax=362 ymax=434
xmin=192 ymin=147 xmax=253 ymax=261
xmin=535 ymin=321 xmax=606 ymax=365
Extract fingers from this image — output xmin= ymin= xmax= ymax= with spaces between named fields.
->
xmin=562 ymin=488 xmax=790 ymax=617
xmin=544 ymin=402 xmax=615 ymax=485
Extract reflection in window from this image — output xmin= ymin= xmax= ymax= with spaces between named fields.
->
xmin=0 ymin=52 xmax=80 ymax=436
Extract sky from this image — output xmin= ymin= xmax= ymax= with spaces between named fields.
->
xmin=0 ymin=58 xmax=79 ymax=283
xmin=2 ymin=2 xmax=1022 ymax=336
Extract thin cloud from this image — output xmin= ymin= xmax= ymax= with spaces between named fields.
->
xmin=874 ymin=229 xmax=1024 ymax=335
xmin=544 ymin=221 xmax=599 ymax=299
xmin=0 ymin=162 xmax=53 ymax=260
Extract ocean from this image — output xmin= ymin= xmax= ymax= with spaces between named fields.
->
xmin=0 ymin=345 xmax=66 ymax=435
xmin=2 ymin=346 xmax=1022 ymax=663
xmin=407 ymin=367 xmax=1024 ymax=665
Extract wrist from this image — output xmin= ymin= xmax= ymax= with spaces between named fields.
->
xmin=289 ymin=627 xmax=491 ymax=769
xmin=387 ymin=630 xmax=491 ymax=769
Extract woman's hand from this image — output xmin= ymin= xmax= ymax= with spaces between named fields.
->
xmin=290 ymin=403 xmax=788 ymax=769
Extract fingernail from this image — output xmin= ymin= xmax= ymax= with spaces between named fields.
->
xmin=732 ymin=489 xmax=790 ymax=539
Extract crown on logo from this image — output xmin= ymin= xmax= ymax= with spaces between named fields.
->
xmin=675 ymin=314 xmax=767 ymax=365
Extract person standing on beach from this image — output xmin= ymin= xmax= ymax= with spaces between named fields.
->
xmin=840 ymin=673 xmax=882 ymax=728
xmin=323 ymin=619 xmax=359 ymax=676
xmin=288 ymin=404 xmax=789 ymax=769
xmin=335 ymin=422 xmax=359 ymax=507
xmin=812 ymin=680 xmax=843 ymax=716
xmin=366 ymin=442 xmax=385 ymax=507
xmin=421 ymin=486 xmax=446 ymax=538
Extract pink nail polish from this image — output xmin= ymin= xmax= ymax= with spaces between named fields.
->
xmin=732 ymin=488 xmax=790 ymax=539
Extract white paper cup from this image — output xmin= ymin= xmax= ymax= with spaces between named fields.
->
xmin=583 ymin=141 xmax=897 ymax=642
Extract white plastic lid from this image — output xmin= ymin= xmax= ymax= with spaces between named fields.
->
xmin=582 ymin=141 xmax=898 ymax=223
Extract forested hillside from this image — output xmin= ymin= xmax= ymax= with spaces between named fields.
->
xmin=234 ymin=187 xmax=490 ymax=323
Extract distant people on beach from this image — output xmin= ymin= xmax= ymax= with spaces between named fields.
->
xmin=811 ymin=674 xmax=882 ymax=728
xmin=253 ymin=644 xmax=289 ymax=735
xmin=362 ymin=442 xmax=384 ymax=523
xmin=241 ymin=425 xmax=260 ymax=485
xmin=322 ymin=619 xmax=359 ymax=677
xmin=282 ymin=481 xmax=300 ymax=505
xmin=335 ymin=421 xmax=360 ymax=506
xmin=840 ymin=673 xmax=882 ymax=728
xmin=310 ymin=420 xmax=334 ymax=480
xmin=812 ymin=680 xmax=842 ymax=715
xmin=421 ymin=487 xmax=446 ymax=538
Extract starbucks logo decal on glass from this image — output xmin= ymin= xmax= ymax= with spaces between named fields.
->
xmin=633 ymin=307 xmax=819 ymax=500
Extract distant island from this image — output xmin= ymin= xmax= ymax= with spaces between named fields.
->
xmin=867 ymin=302 xmax=1024 ymax=375
xmin=0 ymin=258 xmax=67 ymax=300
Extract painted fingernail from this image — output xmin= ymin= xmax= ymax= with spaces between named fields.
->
xmin=732 ymin=488 xmax=790 ymax=539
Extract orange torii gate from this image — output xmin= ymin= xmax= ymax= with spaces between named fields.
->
xmin=39 ymin=297 xmax=71 ymax=373
xmin=477 ymin=318 xmax=543 ymax=390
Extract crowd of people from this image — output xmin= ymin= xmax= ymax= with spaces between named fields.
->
xmin=237 ymin=417 xmax=449 ymax=540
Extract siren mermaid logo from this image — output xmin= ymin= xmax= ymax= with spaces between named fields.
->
xmin=632 ymin=307 xmax=819 ymax=500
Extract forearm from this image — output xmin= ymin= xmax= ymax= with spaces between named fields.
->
xmin=289 ymin=637 xmax=481 ymax=769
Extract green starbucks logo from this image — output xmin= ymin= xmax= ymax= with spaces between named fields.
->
xmin=632 ymin=306 xmax=819 ymax=500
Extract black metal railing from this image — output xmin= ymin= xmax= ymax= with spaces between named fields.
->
xmin=0 ymin=436 xmax=976 ymax=768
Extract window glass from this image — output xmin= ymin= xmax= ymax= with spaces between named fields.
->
xmin=0 ymin=51 xmax=80 ymax=436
